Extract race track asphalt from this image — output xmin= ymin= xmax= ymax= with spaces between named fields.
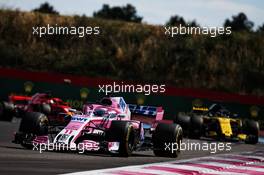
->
xmin=0 ymin=120 xmax=263 ymax=175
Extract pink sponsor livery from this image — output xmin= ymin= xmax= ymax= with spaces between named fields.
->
xmin=13 ymin=96 xmax=183 ymax=157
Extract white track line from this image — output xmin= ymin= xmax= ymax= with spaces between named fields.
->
xmin=62 ymin=151 xmax=264 ymax=175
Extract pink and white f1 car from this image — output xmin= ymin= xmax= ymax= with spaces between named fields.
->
xmin=13 ymin=97 xmax=182 ymax=157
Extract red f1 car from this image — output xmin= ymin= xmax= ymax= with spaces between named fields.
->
xmin=0 ymin=93 xmax=76 ymax=125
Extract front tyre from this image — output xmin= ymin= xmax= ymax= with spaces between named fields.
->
xmin=152 ymin=123 xmax=183 ymax=158
xmin=18 ymin=112 xmax=49 ymax=148
xmin=106 ymin=121 xmax=135 ymax=157
xmin=243 ymin=120 xmax=259 ymax=144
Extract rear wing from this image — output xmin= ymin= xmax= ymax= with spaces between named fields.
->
xmin=192 ymin=106 xmax=208 ymax=112
xmin=128 ymin=104 xmax=164 ymax=124
xmin=9 ymin=95 xmax=32 ymax=105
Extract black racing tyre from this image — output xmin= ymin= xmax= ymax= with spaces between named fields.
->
xmin=31 ymin=104 xmax=51 ymax=115
xmin=0 ymin=101 xmax=15 ymax=121
xmin=189 ymin=115 xmax=203 ymax=139
xmin=106 ymin=121 xmax=135 ymax=157
xmin=41 ymin=103 xmax=51 ymax=114
xmin=174 ymin=113 xmax=190 ymax=136
xmin=243 ymin=120 xmax=259 ymax=144
xmin=19 ymin=112 xmax=49 ymax=136
xmin=152 ymin=123 xmax=183 ymax=158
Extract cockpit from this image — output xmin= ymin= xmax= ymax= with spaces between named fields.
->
xmin=93 ymin=108 xmax=107 ymax=117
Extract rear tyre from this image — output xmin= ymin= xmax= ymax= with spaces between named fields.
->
xmin=174 ymin=113 xmax=190 ymax=136
xmin=0 ymin=101 xmax=15 ymax=121
xmin=41 ymin=104 xmax=51 ymax=115
xmin=189 ymin=115 xmax=203 ymax=139
xmin=243 ymin=120 xmax=259 ymax=144
xmin=153 ymin=123 xmax=183 ymax=158
xmin=19 ymin=112 xmax=49 ymax=148
xmin=106 ymin=121 xmax=135 ymax=157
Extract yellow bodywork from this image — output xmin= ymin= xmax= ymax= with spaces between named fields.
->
xmin=210 ymin=117 xmax=246 ymax=140
xmin=237 ymin=134 xmax=247 ymax=140
xmin=217 ymin=118 xmax=233 ymax=137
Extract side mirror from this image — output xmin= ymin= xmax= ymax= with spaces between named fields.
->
xmin=117 ymin=114 xmax=126 ymax=119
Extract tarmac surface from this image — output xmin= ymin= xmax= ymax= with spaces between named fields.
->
xmin=0 ymin=120 xmax=263 ymax=175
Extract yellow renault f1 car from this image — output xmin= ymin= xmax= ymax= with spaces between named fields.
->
xmin=174 ymin=104 xmax=259 ymax=144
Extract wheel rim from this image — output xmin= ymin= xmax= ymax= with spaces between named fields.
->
xmin=38 ymin=116 xmax=48 ymax=135
xmin=127 ymin=126 xmax=134 ymax=153
xmin=176 ymin=128 xmax=183 ymax=153
xmin=128 ymin=136 xmax=134 ymax=151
